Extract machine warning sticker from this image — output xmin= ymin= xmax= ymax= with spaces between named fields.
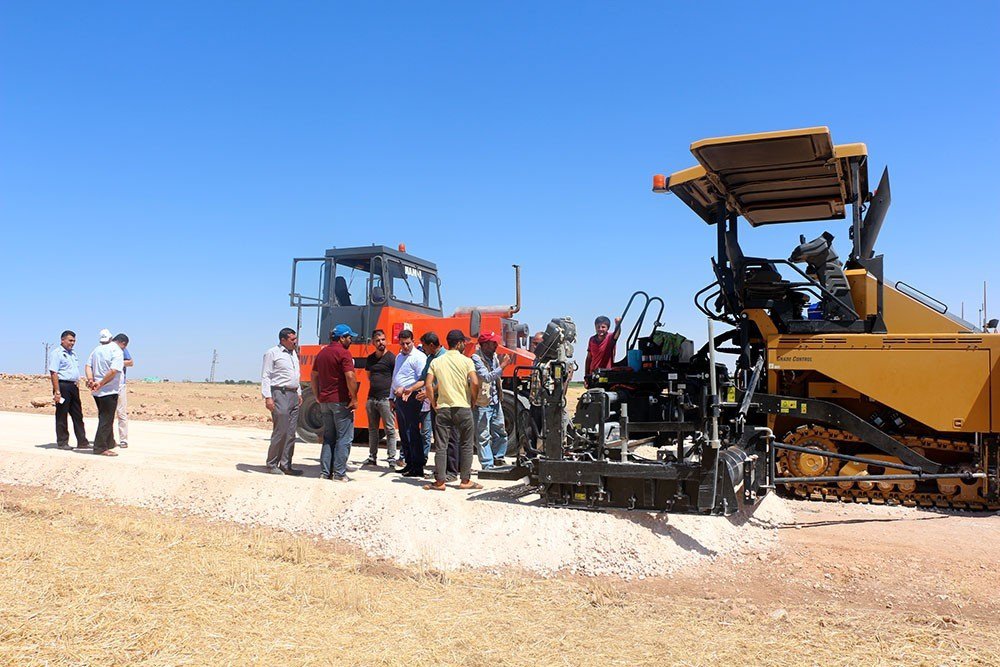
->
xmin=726 ymin=387 xmax=736 ymax=403
xmin=780 ymin=399 xmax=798 ymax=413
xmin=801 ymin=404 xmax=808 ymax=414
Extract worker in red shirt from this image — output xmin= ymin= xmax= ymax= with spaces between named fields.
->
xmin=584 ymin=315 xmax=621 ymax=387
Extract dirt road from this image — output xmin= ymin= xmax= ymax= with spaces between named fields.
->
xmin=3 ymin=408 xmax=1000 ymax=664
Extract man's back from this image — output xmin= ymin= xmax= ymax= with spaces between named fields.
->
xmin=430 ymin=350 xmax=475 ymax=409
xmin=88 ymin=344 xmax=124 ymax=396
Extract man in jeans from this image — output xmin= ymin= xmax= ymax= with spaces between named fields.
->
xmin=85 ymin=329 xmax=124 ymax=456
xmin=48 ymin=330 xmax=90 ymax=450
xmin=423 ymin=329 xmax=481 ymax=491
xmin=313 ymin=324 xmax=359 ymax=481
xmin=362 ymin=329 xmax=397 ymax=467
xmin=472 ymin=331 xmax=512 ymax=469
xmin=391 ymin=329 xmax=427 ymax=477
xmin=261 ymin=327 xmax=303 ymax=475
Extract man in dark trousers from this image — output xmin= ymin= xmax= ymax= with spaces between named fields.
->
xmin=48 ymin=330 xmax=90 ymax=450
xmin=406 ymin=331 xmax=460 ymax=481
xmin=424 ymin=329 xmax=481 ymax=491
xmin=362 ymin=328 xmax=397 ymax=467
xmin=390 ymin=329 xmax=427 ymax=477
xmin=313 ymin=324 xmax=359 ymax=481
xmin=85 ymin=328 xmax=124 ymax=456
xmin=261 ymin=327 xmax=303 ymax=475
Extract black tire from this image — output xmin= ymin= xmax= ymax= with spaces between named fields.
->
xmin=502 ymin=390 xmax=536 ymax=458
xmin=296 ymin=383 xmax=324 ymax=443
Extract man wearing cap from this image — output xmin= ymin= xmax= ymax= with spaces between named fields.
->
xmin=261 ymin=327 xmax=303 ymax=475
xmin=423 ymin=329 xmax=481 ymax=491
xmin=85 ymin=329 xmax=125 ymax=456
xmin=48 ymin=330 xmax=90 ymax=450
xmin=313 ymin=324 xmax=359 ymax=481
xmin=472 ymin=331 xmax=512 ymax=469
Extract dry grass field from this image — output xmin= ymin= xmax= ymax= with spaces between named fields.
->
xmin=2 ymin=484 xmax=998 ymax=667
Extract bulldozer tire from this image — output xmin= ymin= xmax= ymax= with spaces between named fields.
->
xmin=296 ymin=383 xmax=324 ymax=444
xmin=502 ymin=390 xmax=536 ymax=458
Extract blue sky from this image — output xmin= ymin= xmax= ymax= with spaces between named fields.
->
xmin=2 ymin=2 xmax=997 ymax=380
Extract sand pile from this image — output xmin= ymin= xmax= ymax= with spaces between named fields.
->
xmin=0 ymin=457 xmax=789 ymax=579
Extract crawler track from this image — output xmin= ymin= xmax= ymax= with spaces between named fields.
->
xmin=777 ymin=425 xmax=999 ymax=511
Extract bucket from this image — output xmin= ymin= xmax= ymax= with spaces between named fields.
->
xmin=627 ymin=349 xmax=643 ymax=371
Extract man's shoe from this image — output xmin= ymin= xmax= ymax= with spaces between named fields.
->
xmin=266 ymin=467 xmax=285 ymax=475
xmin=362 ymin=456 xmax=378 ymax=467
xmin=57 ymin=443 xmax=71 ymax=450
xmin=119 ymin=441 xmax=129 ymax=449
xmin=76 ymin=442 xmax=92 ymax=449
xmin=401 ymin=470 xmax=424 ymax=478
xmin=493 ymin=458 xmax=506 ymax=466
xmin=319 ymin=472 xmax=332 ymax=480
xmin=279 ymin=467 xmax=303 ymax=476
xmin=332 ymin=474 xmax=351 ymax=482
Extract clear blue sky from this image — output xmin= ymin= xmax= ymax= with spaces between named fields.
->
xmin=2 ymin=2 xmax=997 ymax=380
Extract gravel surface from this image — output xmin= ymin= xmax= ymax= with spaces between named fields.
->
xmin=0 ymin=411 xmax=791 ymax=578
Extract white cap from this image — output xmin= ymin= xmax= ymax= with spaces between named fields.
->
xmin=99 ymin=328 xmax=112 ymax=343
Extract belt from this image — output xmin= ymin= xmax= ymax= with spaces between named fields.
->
xmin=58 ymin=378 xmax=79 ymax=384
xmin=273 ymin=386 xmax=299 ymax=393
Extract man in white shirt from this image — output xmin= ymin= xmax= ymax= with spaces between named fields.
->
xmin=260 ymin=327 xmax=303 ymax=475
xmin=85 ymin=328 xmax=125 ymax=456
xmin=390 ymin=329 xmax=426 ymax=476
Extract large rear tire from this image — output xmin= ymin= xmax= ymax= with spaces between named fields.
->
xmin=296 ymin=383 xmax=324 ymax=443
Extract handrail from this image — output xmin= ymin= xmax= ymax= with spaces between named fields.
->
xmin=894 ymin=280 xmax=948 ymax=314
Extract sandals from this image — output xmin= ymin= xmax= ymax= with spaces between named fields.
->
xmin=96 ymin=450 xmax=118 ymax=457
xmin=422 ymin=482 xmax=446 ymax=491
xmin=457 ymin=481 xmax=483 ymax=490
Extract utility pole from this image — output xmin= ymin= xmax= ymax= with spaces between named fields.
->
xmin=209 ymin=349 xmax=218 ymax=383
xmin=43 ymin=342 xmax=52 ymax=375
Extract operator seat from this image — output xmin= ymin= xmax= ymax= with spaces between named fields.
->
xmin=789 ymin=232 xmax=852 ymax=317
xmin=725 ymin=229 xmax=795 ymax=299
xmin=334 ymin=276 xmax=353 ymax=306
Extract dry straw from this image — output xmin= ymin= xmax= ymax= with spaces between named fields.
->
xmin=1 ymin=485 xmax=996 ymax=667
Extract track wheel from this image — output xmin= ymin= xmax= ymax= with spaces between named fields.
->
xmin=782 ymin=430 xmax=840 ymax=478
xmin=838 ymin=461 xmax=872 ymax=490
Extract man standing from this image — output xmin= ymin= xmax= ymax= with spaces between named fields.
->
xmin=48 ymin=330 xmax=90 ymax=450
xmin=112 ymin=333 xmax=133 ymax=448
xmin=407 ymin=332 xmax=459 ymax=481
xmin=261 ymin=328 xmax=303 ymax=475
xmin=584 ymin=315 xmax=622 ymax=386
xmin=471 ymin=331 xmax=512 ymax=469
xmin=424 ymin=329 xmax=481 ymax=491
xmin=313 ymin=324 xmax=360 ymax=481
xmin=390 ymin=329 xmax=426 ymax=477
xmin=362 ymin=329 xmax=397 ymax=467
xmin=85 ymin=329 xmax=124 ymax=456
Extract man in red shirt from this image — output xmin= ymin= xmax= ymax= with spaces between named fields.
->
xmin=312 ymin=324 xmax=359 ymax=481
xmin=584 ymin=315 xmax=621 ymax=387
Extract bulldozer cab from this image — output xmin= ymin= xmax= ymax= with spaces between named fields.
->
xmin=290 ymin=245 xmax=442 ymax=344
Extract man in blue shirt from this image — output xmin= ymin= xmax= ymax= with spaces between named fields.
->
xmin=48 ymin=330 xmax=90 ymax=450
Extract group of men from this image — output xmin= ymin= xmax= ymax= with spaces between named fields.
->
xmin=48 ymin=328 xmax=134 ymax=456
xmin=260 ymin=325 xmax=514 ymax=491
xmin=261 ymin=313 xmax=621 ymax=484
